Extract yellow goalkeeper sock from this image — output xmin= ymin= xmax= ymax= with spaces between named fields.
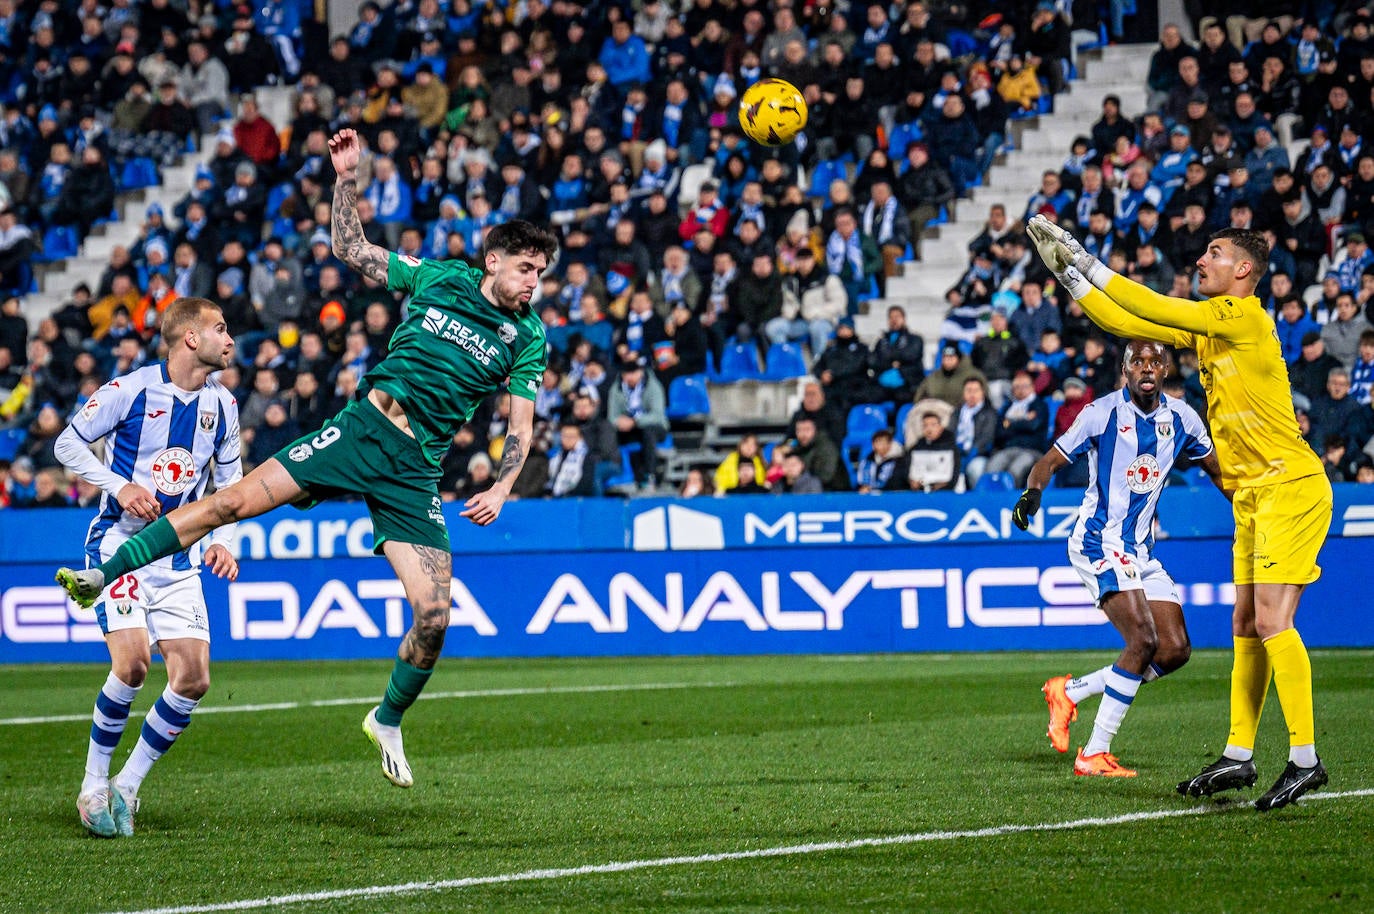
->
xmin=1264 ymin=627 xmax=1316 ymax=749
xmin=1226 ymin=636 xmax=1271 ymax=754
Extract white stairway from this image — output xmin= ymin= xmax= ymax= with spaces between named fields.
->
xmin=855 ymin=44 xmax=1156 ymax=360
xmin=23 ymin=87 xmax=297 ymax=328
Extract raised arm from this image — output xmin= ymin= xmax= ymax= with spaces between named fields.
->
xmin=1076 ymin=286 xmax=1194 ymax=348
xmin=328 ymin=128 xmax=390 ymax=284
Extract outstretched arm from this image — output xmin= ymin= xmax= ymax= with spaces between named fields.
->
xmin=1100 ymin=273 xmax=1219 ymax=338
xmin=328 ymin=128 xmax=390 ymax=284
xmin=1077 ymin=286 xmax=1195 ymax=348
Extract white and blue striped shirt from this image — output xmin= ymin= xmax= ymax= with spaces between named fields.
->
xmin=1054 ymin=390 xmax=1212 ymax=564
xmin=59 ymin=363 xmax=242 ymax=575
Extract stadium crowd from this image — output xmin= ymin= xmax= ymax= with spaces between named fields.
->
xmin=1 ymin=0 xmax=1373 ymax=510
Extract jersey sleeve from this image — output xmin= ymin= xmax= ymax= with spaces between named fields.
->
xmin=1101 ymin=274 xmax=1262 ymax=344
xmin=67 ymin=377 xmax=136 ymax=443
xmin=387 ymin=251 xmax=481 ymax=297
xmin=1053 ymin=402 xmax=1101 ymax=461
xmin=507 ymin=327 xmax=547 ymax=402
xmin=1078 ymin=286 xmax=1197 ymax=350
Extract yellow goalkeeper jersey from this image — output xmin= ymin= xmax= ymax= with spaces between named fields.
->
xmin=1076 ymin=278 xmax=1323 ymax=491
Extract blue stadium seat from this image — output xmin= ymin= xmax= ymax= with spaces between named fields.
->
xmin=808 ymin=160 xmax=841 ymax=199
xmin=603 ymin=443 xmax=639 ymax=490
xmin=761 ymin=342 xmax=808 ymax=380
xmin=666 ymin=373 xmax=711 ymax=418
xmin=846 ymin=402 xmax=892 ymax=437
xmin=36 ymin=225 xmax=80 ymax=262
xmin=264 ymin=182 xmax=293 ymax=220
xmin=974 ymin=471 xmax=1016 ymax=492
xmin=888 ymin=121 xmax=923 ymax=158
xmin=0 ymin=427 xmax=27 ymax=461
xmin=1045 ymin=398 xmax=1061 ymax=433
xmin=893 ymin=402 xmax=914 ymax=444
xmin=119 ymin=157 xmax=160 ymax=192
xmin=712 ymin=342 xmax=763 ymax=382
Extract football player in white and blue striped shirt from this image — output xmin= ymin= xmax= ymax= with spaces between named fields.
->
xmin=55 ymin=297 xmax=242 ymax=837
xmin=1012 ymin=339 xmax=1226 ymax=777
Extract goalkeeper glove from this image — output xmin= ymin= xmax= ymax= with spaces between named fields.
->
xmin=1028 ymin=214 xmax=1112 ymax=287
xmin=1011 ymin=487 xmax=1042 ymax=531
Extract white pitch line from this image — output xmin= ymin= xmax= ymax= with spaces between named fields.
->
xmin=0 ymin=681 xmax=737 ymax=727
xmin=102 ymin=789 xmax=1374 ymax=914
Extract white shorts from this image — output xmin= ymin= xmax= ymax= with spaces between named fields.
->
xmin=93 ymin=560 xmax=210 ymax=646
xmin=1068 ymin=543 xmax=1180 ymax=606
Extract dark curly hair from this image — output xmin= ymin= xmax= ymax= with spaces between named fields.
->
xmin=482 ymin=220 xmax=559 ymax=263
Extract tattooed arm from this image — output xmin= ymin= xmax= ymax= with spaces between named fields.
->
xmin=459 ymin=395 xmax=533 ymax=526
xmin=328 ymin=128 xmax=390 ymax=284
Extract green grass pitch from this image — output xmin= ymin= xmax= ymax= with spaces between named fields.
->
xmin=2 ymin=650 xmax=1371 ymax=913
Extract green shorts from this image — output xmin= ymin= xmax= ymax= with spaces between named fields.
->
xmin=274 ymin=397 xmax=449 ymax=554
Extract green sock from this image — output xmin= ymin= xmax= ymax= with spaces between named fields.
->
xmin=376 ymin=659 xmax=433 ymax=726
xmin=99 ymin=517 xmax=186 ymax=580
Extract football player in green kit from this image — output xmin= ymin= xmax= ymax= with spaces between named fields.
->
xmin=57 ymin=128 xmax=559 ymax=788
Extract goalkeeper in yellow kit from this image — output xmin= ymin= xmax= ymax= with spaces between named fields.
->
xmin=1026 ymin=215 xmax=1333 ymax=811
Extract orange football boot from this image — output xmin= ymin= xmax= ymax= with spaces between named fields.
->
xmin=1042 ymin=674 xmax=1078 ymax=753
xmin=1074 ymin=748 xmax=1138 ymax=777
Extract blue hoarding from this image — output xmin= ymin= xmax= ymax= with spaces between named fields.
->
xmin=2 ymin=487 xmax=1371 ymax=663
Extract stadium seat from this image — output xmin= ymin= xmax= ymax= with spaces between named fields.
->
xmin=711 ymin=342 xmax=763 ymax=382
xmin=974 ymin=471 xmax=1016 ymax=492
xmin=761 ymin=342 xmax=808 ymax=380
xmin=119 ymin=157 xmax=160 ymax=192
xmin=36 ymin=225 xmax=80 ymax=262
xmin=1045 ymin=398 xmax=1061 ymax=432
xmin=666 ymin=373 xmax=711 ymax=419
xmin=603 ymin=444 xmax=639 ymax=491
xmin=887 ymin=121 xmax=923 ymax=158
xmin=808 ymin=160 xmax=841 ymax=199
xmin=893 ymin=402 xmax=914 ymax=444
xmin=0 ymin=427 xmax=27 ymax=461
xmin=846 ymin=403 xmax=892 ymax=438
xmin=677 ymin=161 xmax=714 ymax=208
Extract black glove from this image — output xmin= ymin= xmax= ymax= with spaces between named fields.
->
xmin=1011 ymin=487 xmax=1042 ymax=531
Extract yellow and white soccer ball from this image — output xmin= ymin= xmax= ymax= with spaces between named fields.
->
xmin=738 ymin=78 xmax=808 ymax=147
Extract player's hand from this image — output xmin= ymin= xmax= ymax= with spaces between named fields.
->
xmin=1026 ymin=216 xmax=1071 ymax=273
xmin=460 ymin=487 xmax=508 ymax=526
xmin=328 ymin=128 xmax=361 ymax=179
xmin=117 ymin=483 xmax=161 ymax=521
xmin=1011 ymin=487 xmax=1042 ymax=531
xmin=203 ymin=543 xmax=239 ymax=580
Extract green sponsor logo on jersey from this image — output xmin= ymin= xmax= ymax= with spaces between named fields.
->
xmin=421 ymin=307 xmax=501 ymax=366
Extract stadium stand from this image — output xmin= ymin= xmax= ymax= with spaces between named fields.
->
xmin=4 ymin=2 xmax=1373 ymax=509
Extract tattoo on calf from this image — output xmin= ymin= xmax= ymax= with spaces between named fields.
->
xmin=400 ymin=544 xmax=452 ymax=667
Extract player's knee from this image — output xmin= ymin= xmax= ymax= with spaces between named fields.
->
xmin=1154 ymin=640 xmax=1191 ymax=673
xmin=113 ymin=659 xmax=149 ymax=688
xmin=1125 ymin=622 xmax=1158 ymax=660
xmin=173 ymin=670 xmax=210 ymax=700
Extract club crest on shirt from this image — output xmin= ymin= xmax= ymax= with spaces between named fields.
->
xmin=498 ymin=321 xmax=517 ymax=344
xmin=151 ymin=447 xmax=197 ymax=495
xmin=1157 ymin=421 xmax=1173 ymax=438
xmin=1124 ymin=454 xmax=1162 ymax=494
xmin=288 ymin=443 xmax=313 ymax=462
xmin=199 ymin=410 xmax=217 ymax=431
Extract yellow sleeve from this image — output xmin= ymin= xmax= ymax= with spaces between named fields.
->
xmin=1077 ymin=287 xmax=1196 ymax=349
xmin=1101 ymin=274 xmax=1253 ymax=342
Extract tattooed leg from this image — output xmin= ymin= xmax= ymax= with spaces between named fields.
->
xmin=385 ymin=542 xmax=453 ymax=670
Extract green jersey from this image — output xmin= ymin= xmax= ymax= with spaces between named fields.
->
xmin=359 ymin=252 xmax=546 ymax=467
